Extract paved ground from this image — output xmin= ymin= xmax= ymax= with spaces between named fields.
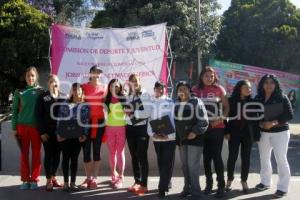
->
xmin=1 ymin=138 xmax=300 ymax=200
xmin=0 ymin=110 xmax=299 ymax=200
xmin=0 ymin=173 xmax=300 ymax=200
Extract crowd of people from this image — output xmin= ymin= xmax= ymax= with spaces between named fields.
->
xmin=11 ymin=65 xmax=294 ymax=200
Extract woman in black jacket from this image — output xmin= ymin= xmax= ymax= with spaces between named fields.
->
xmin=36 ymin=74 xmax=66 ymax=191
xmin=174 ymin=81 xmax=209 ymax=200
xmin=225 ymin=80 xmax=257 ymax=193
xmin=254 ymin=74 xmax=293 ymax=198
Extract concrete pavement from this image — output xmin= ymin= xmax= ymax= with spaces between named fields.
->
xmin=1 ymin=111 xmax=299 ymax=200
xmin=1 ymin=139 xmax=300 ymax=200
xmin=0 ymin=174 xmax=300 ymax=200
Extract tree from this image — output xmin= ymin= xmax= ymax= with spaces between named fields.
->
xmin=0 ymin=0 xmax=51 ymax=98
xmin=27 ymin=0 xmax=103 ymax=26
xmin=91 ymin=0 xmax=221 ymax=60
xmin=216 ymin=0 xmax=300 ymax=72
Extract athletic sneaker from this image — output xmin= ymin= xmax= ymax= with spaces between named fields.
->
xmin=79 ymin=178 xmax=91 ymax=189
xmin=274 ymin=190 xmax=287 ymax=198
xmin=178 ymin=190 xmax=190 ymax=199
xmin=52 ymin=178 xmax=63 ymax=187
xmin=29 ymin=182 xmax=38 ymax=190
xmin=134 ymin=186 xmax=148 ymax=196
xmin=20 ymin=182 xmax=30 ymax=190
xmin=45 ymin=182 xmax=53 ymax=192
xmin=114 ymin=177 xmax=123 ymax=189
xmin=69 ymin=183 xmax=80 ymax=192
xmin=111 ymin=175 xmax=118 ymax=185
xmin=63 ymin=183 xmax=69 ymax=192
xmin=158 ymin=190 xmax=167 ymax=200
xmin=89 ymin=178 xmax=97 ymax=189
xmin=127 ymin=183 xmax=140 ymax=192
xmin=255 ymin=183 xmax=270 ymax=191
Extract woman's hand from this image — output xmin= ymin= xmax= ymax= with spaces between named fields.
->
xmin=57 ymin=135 xmax=66 ymax=142
xmin=41 ymin=134 xmax=49 ymax=142
xmin=210 ymin=118 xmax=223 ymax=128
xmin=124 ymin=108 xmax=133 ymax=116
xmin=224 ymin=134 xmax=230 ymax=140
xmin=153 ymin=133 xmax=168 ymax=140
xmin=260 ymin=121 xmax=277 ymax=130
xmin=187 ymin=132 xmax=197 ymax=140
xmin=12 ymin=130 xmax=18 ymax=138
xmin=79 ymin=135 xmax=87 ymax=143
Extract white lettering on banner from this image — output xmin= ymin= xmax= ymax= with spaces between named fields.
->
xmin=51 ymin=23 xmax=167 ymax=94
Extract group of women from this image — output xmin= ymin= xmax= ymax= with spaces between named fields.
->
xmin=11 ymin=65 xmax=294 ymax=200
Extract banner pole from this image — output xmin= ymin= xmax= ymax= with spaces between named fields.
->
xmin=166 ymin=26 xmax=174 ymax=97
xmin=48 ymin=27 xmax=52 ymax=73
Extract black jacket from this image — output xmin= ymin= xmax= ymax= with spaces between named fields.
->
xmin=35 ymin=91 xmax=67 ymax=137
xmin=225 ymin=96 xmax=260 ymax=142
xmin=174 ymin=97 xmax=209 ymax=146
xmin=255 ymin=94 xmax=293 ymax=133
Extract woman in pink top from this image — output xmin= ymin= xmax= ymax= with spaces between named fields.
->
xmin=192 ymin=66 xmax=229 ymax=198
xmin=80 ymin=65 xmax=107 ymax=189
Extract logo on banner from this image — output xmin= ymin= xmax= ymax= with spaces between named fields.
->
xmin=126 ymin=32 xmax=140 ymax=41
xmin=142 ymin=30 xmax=156 ymax=40
xmin=65 ymin=31 xmax=81 ymax=40
xmin=86 ymin=32 xmax=104 ymax=40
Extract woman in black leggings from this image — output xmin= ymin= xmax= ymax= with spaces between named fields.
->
xmin=56 ymin=83 xmax=89 ymax=192
xmin=36 ymin=74 xmax=66 ymax=191
xmin=225 ymin=80 xmax=258 ymax=193
xmin=125 ymin=74 xmax=152 ymax=196
xmin=192 ymin=67 xmax=229 ymax=198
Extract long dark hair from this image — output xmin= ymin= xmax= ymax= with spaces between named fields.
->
xmin=105 ymin=79 xmax=125 ymax=112
xmin=231 ymin=80 xmax=251 ymax=102
xmin=18 ymin=66 xmax=40 ymax=89
xmin=69 ymin=83 xmax=84 ymax=103
xmin=197 ymin=66 xmax=219 ymax=89
xmin=176 ymin=80 xmax=192 ymax=101
xmin=257 ymin=74 xmax=284 ymax=100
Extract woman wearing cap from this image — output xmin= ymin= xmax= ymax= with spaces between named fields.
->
xmin=80 ymin=65 xmax=107 ymax=189
xmin=175 ymin=81 xmax=209 ymax=200
xmin=147 ymin=81 xmax=176 ymax=199
xmin=192 ymin=66 xmax=229 ymax=198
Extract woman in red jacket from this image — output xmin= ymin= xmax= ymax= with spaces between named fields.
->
xmin=80 ymin=65 xmax=107 ymax=189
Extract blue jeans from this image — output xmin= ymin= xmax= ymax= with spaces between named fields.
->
xmin=179 ymin=145 xmax=203 ymax=198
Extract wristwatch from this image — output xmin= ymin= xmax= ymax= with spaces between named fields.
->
xmin=272 ymin=121 xmax=279 ymax=126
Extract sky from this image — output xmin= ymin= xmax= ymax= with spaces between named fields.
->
xmin=218 ymin=0 xmax=300 ymax=14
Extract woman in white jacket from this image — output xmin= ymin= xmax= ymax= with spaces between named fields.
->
xmin=147 ymin=81 xmax=176 ymax=200
xmin=125 ymin=74 xmax=152 ymax=196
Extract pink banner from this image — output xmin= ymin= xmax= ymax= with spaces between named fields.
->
xmin=50 ymin=23 xmax=168 ymax=94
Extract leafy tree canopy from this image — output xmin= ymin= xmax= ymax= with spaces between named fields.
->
xmin=216 ymin=0 xmax=300 ymax=72
xmin=92 ymin=0 xmax=222 ymax=60
xmin=0 ymin=0 xmax=51 ymax=91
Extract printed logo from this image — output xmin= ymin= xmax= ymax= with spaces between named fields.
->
xmin=142 ymin=30 xmax=156 ymax=39
xmin=126 ymin=32 xmax=140 ymax=41
xmin=65 ymin=31 xmax=81 ymax=40
xmin=43 ymin=95 xmax=52 ymax=102
xmin=85 ymin=32 xmax=104 ymax=40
